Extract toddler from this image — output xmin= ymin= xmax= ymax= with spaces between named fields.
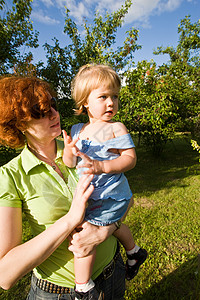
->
xmin=63 ymin=64 xmax=147 ymax=300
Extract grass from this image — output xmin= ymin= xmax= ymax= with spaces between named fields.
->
xmin=0 ymin=135 xmax=200 ymax=299
xmin=123 ymin=135 xmax=200 ymax=300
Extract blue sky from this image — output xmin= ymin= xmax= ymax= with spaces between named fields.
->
xmin=7 ymin=0 xmax=200 ymax=66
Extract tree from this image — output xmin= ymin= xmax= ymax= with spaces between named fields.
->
xmin=0 ymin=0 xmax=39 ymax=74
xmin=39 ymin=0 xmax=141 ymax=127
xmin=118 ymin=16 xmax=200 ymax=155
xmin=154 ymin=15 xmax=200 ymax=135
xmin=118 ymin=60 xmax=177 ymax=154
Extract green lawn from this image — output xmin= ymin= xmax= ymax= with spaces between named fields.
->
xmin=123 ymin=135 xmax=200 ymax=300
xmin=0 ymin=135 xmax=200 ymax=300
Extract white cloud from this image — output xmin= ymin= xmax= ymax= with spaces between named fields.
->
xmin=157 ymin=0 xmax=182 ymax=13
xmin=123 ymin=0 xmax=184 ymax=27
xmin=54 ymin=0 xmax=90 ymax=21
xmin=31 ymin=9 xmax=60 ymax=25
xmin=41 ymin=0 xmax=54 ymax=7
xmin=37 ymin=0 xmax=186 ymax=27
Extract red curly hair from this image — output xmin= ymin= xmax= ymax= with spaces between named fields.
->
xmin=0 ymin=76 xmax=56 ymax=149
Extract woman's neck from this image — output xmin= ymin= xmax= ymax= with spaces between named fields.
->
xmin=27 ymin=139 xmax=57 ymax=161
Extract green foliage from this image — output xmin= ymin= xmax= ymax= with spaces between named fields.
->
xmin=117 ymin=61 xmax=177 ymax=155
xmin=0 ymin=145 xmax=17 ymax=165
xmin=191 ymin=139 xmax=200 ymax=162
xmin=39 ymin=0 xmax=141 ymax=128
xmin=117 ymin=16 xmax=200 ymax=155
xmin=154 ymin=15 xmax=200 ymax=65
xmin=154 ymin=15 xmax=200 ymax=135
xmin=0 ymin=0 xmax=39 ymax=74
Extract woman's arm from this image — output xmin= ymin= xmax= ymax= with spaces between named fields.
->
xmin=68 ymin=198 xmax=134 ymax=258
xmin=0 ymin=174 xmax=94 ymax=290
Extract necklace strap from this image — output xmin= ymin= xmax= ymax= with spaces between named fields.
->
xmin=27 ymin=145 xmax=57 ymax=170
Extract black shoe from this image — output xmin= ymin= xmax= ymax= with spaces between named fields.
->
xmin=75 ymin=286 xmax=103 ymax=300
xmin=126 ymin=248 xmax=148 ymax=280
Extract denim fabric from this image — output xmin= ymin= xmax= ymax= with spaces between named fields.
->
xmin=85 ymin=198 xmax=130 ymax=226
xmin=95 ymin=253 xmax=126 ymax=300
xmin=71 ymin=123 xmax=134 ymax=202
xmin=26 ymin=275 xmax=75 ymax=300
xmin=26 ymin=253 xmax=126 ymax=300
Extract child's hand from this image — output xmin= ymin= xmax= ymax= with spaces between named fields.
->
xmin=62 ymin=130 xmax=79 ymax=167
xmin=76 ymin=151 xmax=104 ymax=175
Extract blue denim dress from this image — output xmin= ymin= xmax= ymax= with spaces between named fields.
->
xmin=71 ymin=123 xmax=135 ymax=226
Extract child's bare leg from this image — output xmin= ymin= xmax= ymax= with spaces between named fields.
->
xmin=114 ymin=223 xmax=147 ymax=280
xmin=74 ymin=249 xmax=96 ymax=292
xmin=114 ymin=223 xmax=135 ymax=250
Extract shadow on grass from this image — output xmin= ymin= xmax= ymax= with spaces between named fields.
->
xmin=134 ymin=255 xmax=200 ymax=300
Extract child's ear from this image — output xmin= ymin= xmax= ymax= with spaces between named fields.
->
xmin=84 ymin=103 xmax=89 ymax=109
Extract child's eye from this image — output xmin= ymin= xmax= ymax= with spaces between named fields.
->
xmin=100 ymin=95 xmax=107 ymax=100
xmin=113 ymin=95 xmax=118 ymax=100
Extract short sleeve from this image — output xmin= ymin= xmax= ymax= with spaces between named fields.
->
xmin=104 ymin=133 xmax=135 ymax=150
xmin=71 ymin=123 xmax=84 ymax=140
xmin=0 ymin=167 xmax=22 ymax=208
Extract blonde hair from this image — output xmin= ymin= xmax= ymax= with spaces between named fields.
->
xmin=71 ymin=64 xmax=121 ymax=115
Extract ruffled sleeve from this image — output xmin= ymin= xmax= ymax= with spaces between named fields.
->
xmin=71 ymin=123 xmax=84 ymax=140
xmin=104 ymin=133 xmax=135 ymax=150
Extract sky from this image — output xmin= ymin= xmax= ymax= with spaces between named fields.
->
xmin=6 ymin=0 xmax=200 ymax=67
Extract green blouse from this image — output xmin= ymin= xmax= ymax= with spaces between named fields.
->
xmin=0 ymin=139 xmax=117 ymax=288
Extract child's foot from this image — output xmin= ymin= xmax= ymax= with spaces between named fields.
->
xmin=75 ymin=286 xmax=103 ymax=300
xmin=126 ymin=248 xmax=148 ymax=280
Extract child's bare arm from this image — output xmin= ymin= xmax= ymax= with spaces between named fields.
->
xmin=62 ymin=130 xmax=78 ymax=168
xmin=103 ymin=121 xmax=136 ymax=173
xmin=76 ymin=122 xmax=137 ymax=174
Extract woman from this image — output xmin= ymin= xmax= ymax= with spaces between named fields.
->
xmin=0 ymin=77 xmax=126 ymax=300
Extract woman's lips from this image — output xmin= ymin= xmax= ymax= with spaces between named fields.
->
xmin=50 ymin=122 xmax=60 ymax=128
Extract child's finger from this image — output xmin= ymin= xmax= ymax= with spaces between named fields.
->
xmin=75 ymin=150 xmax=92 ymax=163
xmin=70 ymin=138 xmax=79 ymax=147
xmin=62 ymin=130 xmax=71 ymax=145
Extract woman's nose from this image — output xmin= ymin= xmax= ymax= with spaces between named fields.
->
xmin=49 ymin=107 xmax=58 ymax=119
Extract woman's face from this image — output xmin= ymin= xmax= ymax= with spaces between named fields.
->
xmin=25 ymin=95 xmax=61 ymax=145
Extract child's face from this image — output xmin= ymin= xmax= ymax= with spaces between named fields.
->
xmin=85 ymin=85 xmax=119 ymax=122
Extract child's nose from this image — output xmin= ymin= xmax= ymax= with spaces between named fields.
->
xmin=107 ymin=97 xmax=114 ymax=105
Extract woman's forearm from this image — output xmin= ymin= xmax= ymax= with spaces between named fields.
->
xmin=0 ymin=174 xmax=94 ymax=290
xmin=0 ymin=213 xmax=79 ymax=290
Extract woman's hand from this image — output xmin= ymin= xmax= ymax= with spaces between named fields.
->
xmin=68 ymin=221 xmax=116 ymax=257
xmin=67 ymin=174 xmax=94 ymax=226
